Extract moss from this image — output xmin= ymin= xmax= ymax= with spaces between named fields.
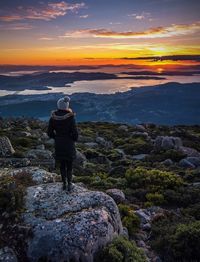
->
xmin=95 ymin=236 xmax=146 ymax=262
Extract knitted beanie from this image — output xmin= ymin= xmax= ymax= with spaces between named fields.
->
xmin=57 ymin=96 xmax=70 ymax=110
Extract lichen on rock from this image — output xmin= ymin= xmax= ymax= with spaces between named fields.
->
xmin=23 ymin=183 xmax=123 ymax=262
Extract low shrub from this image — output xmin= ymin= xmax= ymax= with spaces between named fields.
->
xmin=118 ymin=204 xmax=140 ymax=236
xmin=95 ymin=236 xmax=146 ymax=262
xmin=151 ymin=215 xmax=200 ymax=261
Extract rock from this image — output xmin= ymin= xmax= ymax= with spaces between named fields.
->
xmin=0 ymin=137 xmax=15 ymax=157
xmin=106 ymin=188 xmax=125 ymax=204
xmin=132 ymin=154 xmax=149 ymax=160
xmin=162 ymin=159 xmax=173 ymax=166
xmin=36 ymin=144 xmax=45 ymax=150
xmin=0 ymin=247 xmax=18 ymax=262
xmin=84 ymin=142 xmax=98 ymax=148
xmin=122 ymin=227 xmax=129 ymax=238
xmin=186 ymin=157 xmax=200 ymax=167
xmin=135 ymin=209 xmax=151 ymax=224
xmin=74 ymin=150 xmax=87 ymax=168
xmin=179 ymin=159 xmax=196 ymax=168
xmin=10 ymin=167 xmax=58 ymax=184
xmin=23 ymin=183 xmax=123 ymax=262
xmin=26 ymin=149 xmax=52 ymax=160
xmin=131 ymin=131 xmax=149 ymax=139
xmin=45 ymin=139 xmax=54 ymax=146
xmin=78 ymin=135 xmax=94 ymax=143
xmin=115 ymin=149 xmax=126 ymax=158
xmin=26 ymin=149 xmax=55 ymax=170
xmin=96 ymin=136 xmax=112 ymax=148
xmin=15 ymin=131 xmax=32 ymax=137
xmin=154 ymin=136 xmax=182 ymax=151
xmin=118 ymin=125 xmax=128 ymax=132
xmin=143 ymin=223 xmax=151 ymax=231
xmin=179 ymin=146 xmax=200 ymax=157
xmin=135 ymin=124 xmax=146 ymax=132
xmin=0 ymin=158 xmax=31 ymax=168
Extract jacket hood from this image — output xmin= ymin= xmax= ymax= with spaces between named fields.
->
xmin=51 ymin=109 xmax=74 ymax=121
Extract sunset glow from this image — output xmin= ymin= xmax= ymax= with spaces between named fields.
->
xmin=0 ymin=0 xmax=200 ymax=67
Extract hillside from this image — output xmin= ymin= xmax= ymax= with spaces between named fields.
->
xmin=0 ymin=82 xmax=200 ymax=125
xmin=0 ymin=118 xmax=200 ymax=261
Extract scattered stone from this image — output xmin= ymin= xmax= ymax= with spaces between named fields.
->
xmin=78 ymin=135 xmax=94 ymax=143
xmin=154 ymin=136 xmax=182 ymax=151
xmin=118 ymin=125 xmax=128 ymax=132
xmin=26 ymin=149 xmax=55 ymax=169
xmin=26 ymin=149 xmax=53 ymax=160
xmin=162 ymin=159 xmax=173 ymax=166
xmin=0 ymin=247 xmax=18 ymax=262
xmin=84 ymin=142 xmax=98 ymax=148
xmin=0 ymin=158 xmax=31 ymax=168
xmin=36 ymin=144 xmax=45 ymax=150
xmin=179 ymin=146 xmax=200 ymax=157
xmin=179 ymin=158 xmax=196 ymax=168
xmin=96 ymin=136 xmax=113 ymax=148
xmin=106 ymin=188 xmax=125 ymax=204
xmin=132 ymin=154 xmax=149 ymax=160
xmin=74 ymin=150 xmax=87 ymax=168
xmin=135 ymin=124 xmax=146 ymax=132
xmin=23 ymin=183 xmax=123 ymax=262
xmin=0 ymin=137 xmax=15 ymax=157
xmin=132 ymin=131 xmax=149 ymax=139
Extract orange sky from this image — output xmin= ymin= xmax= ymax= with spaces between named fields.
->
xmin=0 ymin=0 xmax=200 ymax=66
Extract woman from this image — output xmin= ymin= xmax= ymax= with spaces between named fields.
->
xmin=47 ymin=96 xmax=78 ymax=192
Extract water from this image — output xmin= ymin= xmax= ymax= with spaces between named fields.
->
xmin=0 ymin=71 xmax=200 ymax=97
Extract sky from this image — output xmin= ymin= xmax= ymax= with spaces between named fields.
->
xmin=0 ymin=0 xmax=200 ymax=66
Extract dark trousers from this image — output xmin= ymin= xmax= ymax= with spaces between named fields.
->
xmin=59 ymin=160 xmax=73 ymax=184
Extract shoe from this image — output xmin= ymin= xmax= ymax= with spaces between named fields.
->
xmin=68 ymin=182 xmax=72 ymax=192
xmin=63 ymin=183 xmax=66 ymax=190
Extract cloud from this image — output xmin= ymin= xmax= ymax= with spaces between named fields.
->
xmin=128 ymin=12 xmax=151 ymax=20
xmin=61 ymin=22 xmax=200 ymax=39
xmin=109 ymin=22 xmax=122 ymax=25
xmin=0 ymin=1 xmax=85 ymax=22
xmin=79 ymin=14 xmax=89 ymax=18
xmin=39 ymin=37 xmax=54 ymax=40
xmin=0 ymin=23 xmax=33 ymax=30
xmin=121 ymin=55 xmax=200 ymax=62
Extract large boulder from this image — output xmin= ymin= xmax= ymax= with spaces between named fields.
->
xmin=0 ymin=136 xmax=15 ymax=157
xmin=23 ymin=183 xmax=123 ymax=262
xmin=154 ymin=136 xmax=182 ymax=151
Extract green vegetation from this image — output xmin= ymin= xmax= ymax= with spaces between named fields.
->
xmin=151 ymin=214 xmax=200 ymax=261
xmin=95 ymin=236 xmax=147 ymax=262
xmin=118 ymin=204 xmax=140 ymax=236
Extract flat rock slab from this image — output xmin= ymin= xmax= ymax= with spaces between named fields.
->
xmin=23 ymin=183 xmax=122 ymax=262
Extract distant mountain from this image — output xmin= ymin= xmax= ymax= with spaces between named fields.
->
xmin=0 ymin=82 xmax=200 ymax=125
xmin=0 ymin=71 xmax=165 ymax=91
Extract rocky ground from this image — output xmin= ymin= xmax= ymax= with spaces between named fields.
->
xmin=0 ymin=117 xmax=200 ymax=261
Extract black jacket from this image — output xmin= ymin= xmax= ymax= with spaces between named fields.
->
xmin=47 ymin=109 xmax=78 ymax=160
